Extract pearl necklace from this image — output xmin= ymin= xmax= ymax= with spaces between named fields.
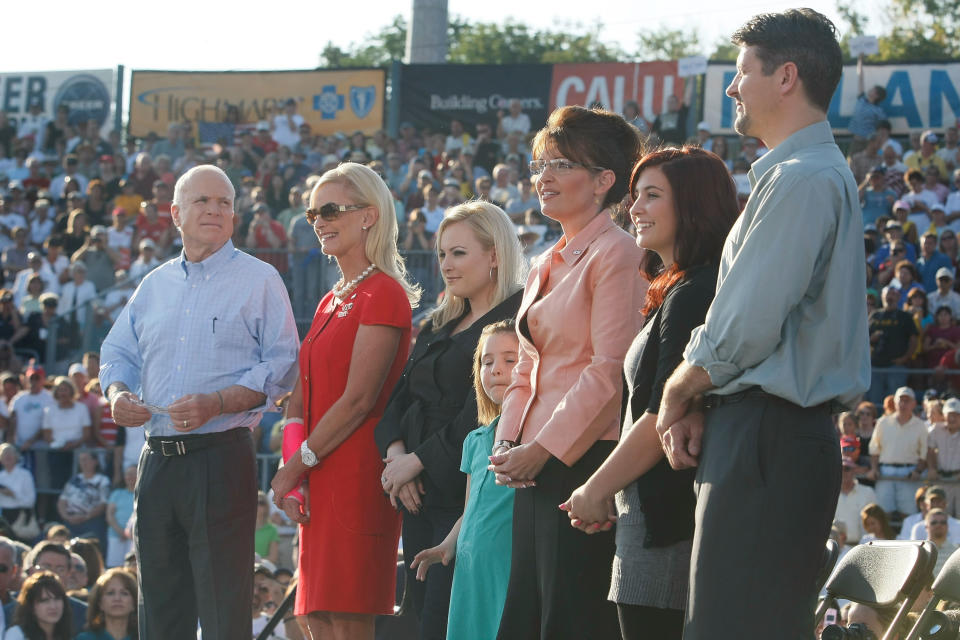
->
xmin=333 ymin=264 xmax=377 ymax=303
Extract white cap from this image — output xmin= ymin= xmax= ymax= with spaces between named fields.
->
xmin=944 ymin=398 xmax=960 ymax=416
xmin=68 ymin=363 xmax=85 ymax=377
xmin=895 ymin=386 xmax=916 ymax=400
xmin=697 ymin=121 xmax=711 ymax=132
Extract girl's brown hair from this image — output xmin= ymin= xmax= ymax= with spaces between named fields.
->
xmin=473 ymin=319 xmax=518 ymax=425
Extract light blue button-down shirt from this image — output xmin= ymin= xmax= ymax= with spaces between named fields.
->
xmin=99 ymin=240 xmax=299 ymax=437
xmin=684 ymin=120 xmax=871 ymax=409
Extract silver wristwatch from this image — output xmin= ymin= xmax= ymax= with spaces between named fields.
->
xmin=300 ymin=440 xmax=319 ymax=467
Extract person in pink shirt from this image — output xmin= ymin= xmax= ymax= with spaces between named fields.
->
xmin=489 ymin=106 xmax=646 ymax=639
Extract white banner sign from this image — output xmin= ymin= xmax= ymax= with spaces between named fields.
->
xmin=0 ymin=69 xmax=116 ymax=135
xmin=849 ymin=36 xmax=880 ymax=57
xmin=678 ymin=56 xmax=708 ymax=78
xmin=703 ymin=61 xmax=960 ymax=134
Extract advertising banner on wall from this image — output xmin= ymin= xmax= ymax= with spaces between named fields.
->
xmin=0 ymin=69 xmax=116 ymax=135
xmin=550 ymin=60 xmax=683 ymax=122
xmin=398 ymin=64 xmax=553 ymax=133
xmin=704 ymin=61 xmax=960 ymax=134
xmin=129 ymin=69 xmax=385 ymax=139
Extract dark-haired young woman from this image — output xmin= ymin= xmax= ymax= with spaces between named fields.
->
xmin=562 ymin=147 xmax=740 ymax=639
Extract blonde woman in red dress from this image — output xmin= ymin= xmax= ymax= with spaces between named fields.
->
xmin=271 ymin=162 xmax=419 ymax=640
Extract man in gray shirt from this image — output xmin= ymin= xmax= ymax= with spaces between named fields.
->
xmin=655 ymin=9 xmax=870 ymax=639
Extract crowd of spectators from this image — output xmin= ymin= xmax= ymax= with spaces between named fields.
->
xmin=2 ymin=76 xmax=960 ymax=636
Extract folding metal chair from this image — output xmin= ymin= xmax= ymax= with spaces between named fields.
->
xmin=903 ymin=546 xmax=960 ymax=640
xmin=815 ymin=540 xmax=938 ymax=640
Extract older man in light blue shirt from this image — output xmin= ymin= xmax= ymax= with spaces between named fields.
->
xmin=100 ymin=164 xmax=298 ymax=640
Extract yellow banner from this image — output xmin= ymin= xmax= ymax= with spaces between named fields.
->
xmin=129 ymin=69 xmax=385 ymax=138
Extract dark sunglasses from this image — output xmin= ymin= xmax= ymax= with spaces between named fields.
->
xmin=930 ymin=520 xmax=948 ymax=526
xmin=305 ymin=203 xmax=368 ymax=225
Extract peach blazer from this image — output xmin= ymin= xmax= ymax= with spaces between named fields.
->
xmin=496 ymin=212 xmax=648 ymax=466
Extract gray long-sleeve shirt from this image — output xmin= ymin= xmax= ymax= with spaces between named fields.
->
xmin=684 ymin=120 xmax=871 ymax=409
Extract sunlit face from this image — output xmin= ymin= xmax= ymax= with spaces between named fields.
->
xmin=171 ymin=169 xmax=235 ymax=257
xmin=437 ymin=221 xmax=497 ymax=302
xmin=100 ymin=576 xmax=135 ymax=618
xmin=308 ymin=182 xmax=375 ymax=259
xmin=630 ymin=166 xmax=678 ymax=264
xmin=896 ymin=394 xmax=916 ymax=414
xmin=53 ymin=382 xmax=73 ymax=403
xmin=34 ymin=552 xmax=69 ymax=583
xmin=480 ymin=332 xmax=519 ymax=406
xmin=726 ymin=46 xmax=780 ymax=138
xmin=840 ymin=415 xmax=857 ymax=435
xmin=33 ymin=589 xmax=64 ymax=627
xmin=535 ymin=145 xmax=604 ymax=223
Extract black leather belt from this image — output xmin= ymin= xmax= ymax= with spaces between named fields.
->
xmin=146 ymin=427 xmax=248 ymax=457
xmin=702 ymin=386 xmax=835 ymax=413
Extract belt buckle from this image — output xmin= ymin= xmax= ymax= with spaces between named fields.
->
xmin=159 ymin=440 xmax=186 ymax=456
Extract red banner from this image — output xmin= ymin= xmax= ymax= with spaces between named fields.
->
xmin=550 ymin=61 xmax=682 ymax=122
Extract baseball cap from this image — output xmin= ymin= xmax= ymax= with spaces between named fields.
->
xmin=140 ymin=238 xmax=156 ymax=250
xmin=895 ymin=386 xmax=916 ymax=400
xmin=944 ymin=398 xmax=960 ymax=416
xmin=68 ymin=363 xmax=85 ymax=377
xmin=25 ymin=363 xmax=45 ymax=379
xmin=892 ymin=200 xmax=910 ymax=212
xmin=697 ymin=121 xmax=710 ymax=132
xmin=885 ymin=220 xmax=902 ymax=230
xmin=922 ymin=130 xmax=939 ymax=144
xmin=937 ymin=267 xmax=955 ymax=280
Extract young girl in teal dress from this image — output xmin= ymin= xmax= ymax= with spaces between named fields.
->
xmin=411 ymin=319 xmax=519 ymax=640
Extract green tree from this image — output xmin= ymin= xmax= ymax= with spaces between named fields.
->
xmin=448 ymin=18 xmax=623 ymax=64
xmin=833 ymin=0 xmax=959 ymax=60
xmin=319 ymin=15 xmax=624 ymax=67
xmin=319 ymin=15 xmax=408 ymax=67
xmin=710 ymin=38 xmax=739 ymax=62
xmin=635 ymin=26 xmax=703 ymax=61
xmin=877 ymin=0 xmax=959 ymax=60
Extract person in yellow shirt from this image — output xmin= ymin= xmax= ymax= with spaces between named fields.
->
xmin=906 ymin=131 xmax=949 ymax=180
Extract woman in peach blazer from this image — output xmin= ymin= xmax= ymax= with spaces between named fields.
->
xmin=489 ymin=106 xmax=647 ymax=639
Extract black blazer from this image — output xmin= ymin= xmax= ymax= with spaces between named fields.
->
xmin=625 ymin=263 xmax=717 ymax=548
xmin=375 ymin=290 xmax=523 ymax=508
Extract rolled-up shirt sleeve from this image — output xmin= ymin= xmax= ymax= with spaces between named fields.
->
xmin=684 ymin=167 xmax=839 ymax=388
xmin=233 ymin=271 xmax=299 ymax=409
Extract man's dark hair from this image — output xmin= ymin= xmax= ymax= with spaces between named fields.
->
xmin=25 ymin=540 xmax=70 ymax=569
xmin=873 ymin=85 xmax=887 ymax=103
xmin=731 ymin=8 xmax=842 ymax=113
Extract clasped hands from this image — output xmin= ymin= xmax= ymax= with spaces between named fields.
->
xmin=111 ymin=390 xmax=220 ymax=432
xmin=381 ymin=450 xmax=426 ymax=515
xmin=488 ymin=441 xmax=551 ymax=489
